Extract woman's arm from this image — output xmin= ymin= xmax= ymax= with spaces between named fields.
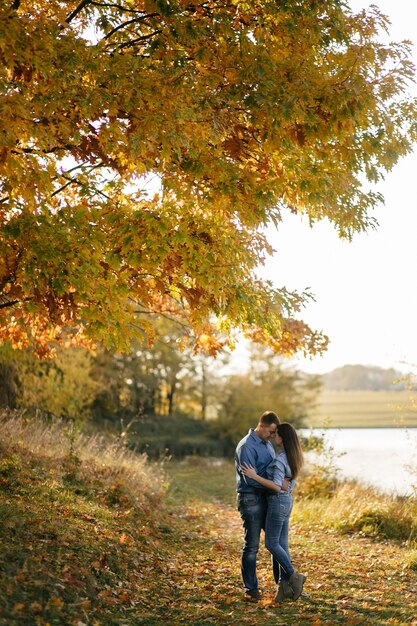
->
xmin=240 ymin=463 xmax=281 ymax=492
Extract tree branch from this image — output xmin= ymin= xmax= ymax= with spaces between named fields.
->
xmin=65 ymin=0 xmax=92 ymax=25
xmin=109 ymin=30 xmax=163 ymax=50
xmin=50 ymin=177 xmax=81 ymax=198
xmin=11 ymin=145 xmax=74 ymax=156
xmin=58 ymin=160 xmax=90 ymax=176
xmin=0 ymin=300 xmax=19 ymax=309
xmin=51 ymin=165 xmax=112 ymax=200
xmin=91 ymin=1 xmax=148 ymax=13
xmin=103 ymin=14 xmax=159 ymax=40
xmin=0 ymin=297 xmax=31 ymax=310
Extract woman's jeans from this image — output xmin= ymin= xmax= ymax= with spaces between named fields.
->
xmin=265 ymin=493 xmax=294 ymax=581
xmin=237 ymin=492 xmax=280 ymax=593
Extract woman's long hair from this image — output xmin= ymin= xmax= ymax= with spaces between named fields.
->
xmin=277 ymin=422 xmax=304 ymax=478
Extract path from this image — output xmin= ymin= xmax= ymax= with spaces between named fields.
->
xmin=129 ymin=495 xmax=417 ymax=625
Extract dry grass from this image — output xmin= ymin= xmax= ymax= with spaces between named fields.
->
xmin=0 ymin=410 xmax=166 ymax=505
xmin=294 ymin=479 xmax=417 ymax=546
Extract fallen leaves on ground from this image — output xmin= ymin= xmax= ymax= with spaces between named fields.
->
xmin=0 ymin=451 xmax=416 ymax=625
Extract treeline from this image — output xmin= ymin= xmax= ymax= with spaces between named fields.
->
xmin=322 ymin=365 xmax=406 ymax=391
xmin=3 ymin=331 xmax=411 ymax=457
xmin=0 ymin=322 xmax=321 ymax=456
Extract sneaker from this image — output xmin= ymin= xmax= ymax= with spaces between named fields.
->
xmin=244 ymin=589 xmax=263 ymax=602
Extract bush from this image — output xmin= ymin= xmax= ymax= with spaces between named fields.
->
xmin=0 ymin=454 xmax=20 ymax=477
xmin=0 ymin=453 xmax=21 ymax=491
xmin=405 ymin=550 xmax=417 ymax=571
xmin=297 ymin=465 xmax=339 ymax=499
xmin=298 ymin=429 xmax=341 ymax=499
xmin=134 ymin=437 xmax=231 ymax=459
xmin=130 ymin=413 xmax=232 ymax=458
xmin=338 ymin=503 xmax=416 ymax=542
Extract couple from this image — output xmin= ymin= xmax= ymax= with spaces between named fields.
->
xmin=235 ymin=411 xmax=306 ymax=603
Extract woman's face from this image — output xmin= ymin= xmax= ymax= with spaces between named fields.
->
xmin=274 ymin=432 xmax=283 ymax=446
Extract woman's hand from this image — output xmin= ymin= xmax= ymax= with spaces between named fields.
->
xmin=240 ymin=463 xmax=258 ymax=480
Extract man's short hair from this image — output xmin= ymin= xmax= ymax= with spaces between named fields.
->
xmin=259 ymin=411 xmax=280 ymax=426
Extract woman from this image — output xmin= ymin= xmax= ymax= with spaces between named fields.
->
xmin=241 ymin=422 xmax=306 ymax=602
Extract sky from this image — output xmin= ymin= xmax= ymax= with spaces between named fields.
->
xmin=259 ymin=0 xmax=417 ymax=375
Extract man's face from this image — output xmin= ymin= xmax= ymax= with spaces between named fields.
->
xmin=258 ymin=422 xmax=278 ymax=442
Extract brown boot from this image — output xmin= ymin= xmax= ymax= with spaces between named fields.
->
xmin=289 ymin=571 xmax=306 ymax=600
xmin=244 ymin=589 xmax=263 ymax=602
xmin=274 ymin=579 xmax=294 ymax=602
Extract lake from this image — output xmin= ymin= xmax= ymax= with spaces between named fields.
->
xmin=302 ymin=428 xmax=417 ymax=497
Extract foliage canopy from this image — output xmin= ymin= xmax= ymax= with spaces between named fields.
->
xmin=1 ymin=0 xmax=416 ymax=356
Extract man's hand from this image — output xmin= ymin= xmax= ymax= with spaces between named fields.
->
xmin=281 ymin=477 xmax=291 ymax=491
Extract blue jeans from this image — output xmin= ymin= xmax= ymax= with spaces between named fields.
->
xmin=265 ymin=493 xmax=294 ymax=581
xmin=237 ymin=492 xmax=280 ymax=593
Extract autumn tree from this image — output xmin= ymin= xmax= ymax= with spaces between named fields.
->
xmin=213 ymin=344 xmax=322 ymax=444
xmin=1 ymin=0 xmax=416 ymax=357
xmin=175 ymin=350 xmax=230 ymax=419
xmin=0 ymin=343 xmax=101 ymax=420
xmin=93 ymin=320 xmax=196 ymax=419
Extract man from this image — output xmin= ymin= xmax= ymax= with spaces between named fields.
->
xmin=235 ymin=411 xmax=289 ymax=602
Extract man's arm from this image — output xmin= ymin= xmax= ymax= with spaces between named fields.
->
xmin=241 ymin=463 xmax=291 ymax=492
xmin=236 ymin=446 xmax=264 ymax=489
xmin=241 ymin=463 xmax=281 ymax=491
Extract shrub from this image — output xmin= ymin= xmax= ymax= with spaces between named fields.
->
xmin=338 ymin=504 xmax=416 ymax=542
xmin=130 ymin=413 xmax=232 ymax=458
xmin=298 ymin=426 xmax=345 ymax=499
xmin=297 ymin=465 xmax=339 ymax=499
xmin=0 ymin=453 xmax=21 ymax=491
xmin=0 ymin=454 xmax=20 ymax=477
xmin=404 ymin=550 xmax=417 ymax=571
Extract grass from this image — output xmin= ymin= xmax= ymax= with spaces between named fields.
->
xmin=167 ymin=456 xmax=236 ymax=506
xmin=0 ymin=412 xmax=167 ymax=625
xmin=0 ymin=411 xmax=166 ymax=503
xmin=164 ymin=460 xmax=417 ymax=625
xmin=309 ymin=390 xmax=417 ymax=428
xmin=1 ymin=412 xmax=417 ymax=625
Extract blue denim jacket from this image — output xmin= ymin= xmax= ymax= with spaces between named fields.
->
xmin=235 ymin=429 xmax=276 ymax=493
xmin=267 ymin=449 xmax=295 ymax=494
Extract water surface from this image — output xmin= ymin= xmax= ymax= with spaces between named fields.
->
xmin=302 ymin=428 xmax=417 ymax=496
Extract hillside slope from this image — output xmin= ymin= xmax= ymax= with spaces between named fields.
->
xmin=1 ymin=416 xmax=416 ymax=625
